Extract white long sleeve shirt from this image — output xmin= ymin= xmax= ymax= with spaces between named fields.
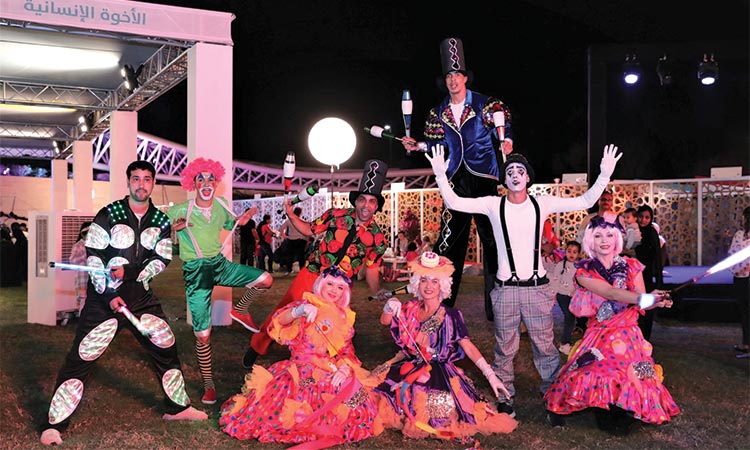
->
xmin=435 ymin=173 xmax=610 ymax=281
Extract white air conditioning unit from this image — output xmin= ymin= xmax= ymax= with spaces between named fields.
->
xmin=28 ymin=211 xmax=95 ymax=326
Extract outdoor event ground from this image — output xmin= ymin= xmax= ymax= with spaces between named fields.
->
xmin=1 ymin=257 xmax=748 ymax=450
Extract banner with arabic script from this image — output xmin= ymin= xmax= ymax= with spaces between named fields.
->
xmin=2 ymin=0 xmax=233 ymax=45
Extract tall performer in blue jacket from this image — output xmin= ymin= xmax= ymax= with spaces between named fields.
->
xmin=403 ymin=37 xmax=513 ymax=314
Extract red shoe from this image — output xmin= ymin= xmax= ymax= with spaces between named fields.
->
xmin=201 ymin=388 xmax=216 ymax=405
xmin=231 ymin=310 xmax=260 ymax=333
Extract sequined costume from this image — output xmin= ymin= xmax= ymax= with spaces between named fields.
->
xmin=425 ymin=89 xmax=511 ymax=308
xmin=44 ymin=196 xmax=190 ymax=431
xmin=544 ymin=256 xmax=681 ymax=424
xmin=375 ymin=300 xmax=517 ymax=439
xmin=220 ymin=292 xmax=382 ymax=447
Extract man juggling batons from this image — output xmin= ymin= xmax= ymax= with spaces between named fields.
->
xmin=167 ymin=157 xmax=274 ymax=405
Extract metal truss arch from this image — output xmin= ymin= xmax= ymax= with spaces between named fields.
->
xmin=88 ymin=132 xmax=436 ymax=191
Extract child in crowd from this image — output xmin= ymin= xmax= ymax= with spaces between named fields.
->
xmin=404 ymin=241 xmax=419 ymax=262
xmin=420 ymin=235 xmax=433 ymax=254
xmin=619 ymin=207 xmax=641 ymax=257
xmin=550 ymin=241 xmax=582 ymax=355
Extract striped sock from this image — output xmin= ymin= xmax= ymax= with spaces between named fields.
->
xmin=195 ymin=341 xmax=214 ymax=390
xmin=234 ymin=285 xmax=268 ymax=315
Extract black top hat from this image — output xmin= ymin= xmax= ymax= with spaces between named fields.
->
xmin=349 ymin=159 xmax=388 ymax=212
xmin=440 ymin=37 xmax=469 ymax=76
xmin=438 ymin=37 xmax=474 ymax=90
xmin=502 ymin=153 xmax=535 ymax=188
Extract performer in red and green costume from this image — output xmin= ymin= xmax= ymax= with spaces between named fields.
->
xmin=243 ymin=159 xmax=390 ymax=369
xmin=168 ymin=157 xmax=273 ymax=405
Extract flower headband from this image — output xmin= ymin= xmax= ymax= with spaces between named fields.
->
xmin=588 ymin=215 xmax=624 ymax=232
xmin=322 ymin=266 xmax=353 ymax=286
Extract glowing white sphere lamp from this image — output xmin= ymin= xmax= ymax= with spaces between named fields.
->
xmin=308 ymin=117 xmax=356 ymax=170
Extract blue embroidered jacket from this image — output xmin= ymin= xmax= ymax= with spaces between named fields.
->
xmin=424 ymin=90 xmax=512 ymax=181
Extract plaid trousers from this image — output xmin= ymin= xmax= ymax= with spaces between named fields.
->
xmin=490 ymin=282 xmax=560 ymax=401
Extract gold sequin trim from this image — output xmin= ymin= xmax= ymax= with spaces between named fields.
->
xmin=344 ymin=386 xmax=368 ymax=409
xmin=299 ymin=376 xmax=315 ymax=387
xmin=425 ymin=390 xmax=455 ymax=419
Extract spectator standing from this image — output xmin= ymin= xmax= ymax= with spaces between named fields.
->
xmin=729 ymin=206 xmax=750 ymax=358
xmin=69 ymin=221 xmax=92 ymax=313
xmin=278 ymin=206 xmax=309 ymax=274
xmin=634 ymin=205 xmax=663 ymax=340
xmin=257 ymin=214 xmax=277 ymax=273
xmin=238 ymin=213 xmax=257 ymax=266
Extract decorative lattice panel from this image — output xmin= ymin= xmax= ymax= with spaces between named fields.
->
xmin=233 ymin=178 xmax=750 ymax=267
xmin=701 ymin=181 xmax=750 ymax=265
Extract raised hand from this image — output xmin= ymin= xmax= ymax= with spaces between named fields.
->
xmin=424 ymin=144 xmax=450 ymax=177
xmin=599 ymin=144 xmax=623 ymax=179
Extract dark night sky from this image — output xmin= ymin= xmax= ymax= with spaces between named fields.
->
xmin=138 ymin=0 xmax=749 ymax=182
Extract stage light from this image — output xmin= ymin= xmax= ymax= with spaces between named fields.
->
xmin=622 ymin=54 xmax=641 ymax=85
xmin=121 ymin=64 xmax=144 ymax=93
xmin=52 ymin=140 xmax=66 ymax=155
xmin=0 ymin=41 xmax=119 ymax=71
xmin=697 ymin=54 xmax=718 ymax=86
xmin=656 ymin=54 xmax=674 ymax=87
xmin=78 ymin=113 xmax=94 ymax=132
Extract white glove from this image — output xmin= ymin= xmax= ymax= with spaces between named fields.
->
xmin=331 ymin=364 xmax=352 ymax=387
xmin=383 ymin=298 xmax=402 ymax=317
xmin=599 ymin=144 xmax=623 ymax=179
xmin=291 ymin=303 xmax=318 ymax=323
xmin=476 ymin=357 xmax=510 ymax=399
xmin=424 ymin=144 xmax=450 ymax=178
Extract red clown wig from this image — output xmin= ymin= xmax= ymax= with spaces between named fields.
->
xmin=180 ymin=157 xmax=226 ymax=191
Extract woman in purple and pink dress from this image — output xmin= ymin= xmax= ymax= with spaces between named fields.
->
xmin=544 ymin=216 xmax=680 ymax=435
xmin=375 ymin=252 xmax=517 ymax=440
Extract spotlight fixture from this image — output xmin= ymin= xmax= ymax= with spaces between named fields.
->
xmin=697 ymin=54 xmax=718 ymax=86
xmin=622 ymin=54 xmax=641 ymax=85
xmin=52 ymin=140 xmax=66 ymax=155
xmin=78 ymin=112 xmax=94 ymax=132
xmin=656 ymin=54 xmax=674 ymax=87
xmin=120 ymin=63 xmax=144 ymax=93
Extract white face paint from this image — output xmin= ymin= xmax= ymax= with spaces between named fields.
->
xmin=195 ymin=172 xmax=216 ymax=201
xmin=505 ymin=163 xmax=529 ymax=192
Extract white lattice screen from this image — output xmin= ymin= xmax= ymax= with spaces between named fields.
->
xmin=233 ymin=179 xmax=750 ymax=266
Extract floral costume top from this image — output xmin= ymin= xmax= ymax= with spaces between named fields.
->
xmin=219 ymin=292 xmax=381 ymax=447
xmin=306 ymin=207 xmax=386 ymax=277
xmin=374 ymin=301 xmax=517 ymax=439
xmin=544 ymin=256 xmax=681 ymax=424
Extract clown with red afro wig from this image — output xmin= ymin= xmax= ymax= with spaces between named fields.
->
xmin=180 ymin=158 xmax=226 ymax=191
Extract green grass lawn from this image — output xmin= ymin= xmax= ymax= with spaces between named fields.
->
xmin=1 ymin=257 xmax=749 ymax=449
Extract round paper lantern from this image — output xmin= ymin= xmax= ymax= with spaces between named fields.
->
xmin=307 ymin=117 xmax=356 ymax=168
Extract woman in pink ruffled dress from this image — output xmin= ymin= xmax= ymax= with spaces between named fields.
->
xmin=220 ymin=267 xmax=381 ymax=448
xmin=544 ymin=216 xmax=680 ymax=435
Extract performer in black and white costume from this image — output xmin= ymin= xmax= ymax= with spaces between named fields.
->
xmin=426 ymin=144 xmax=622 ymax=419
xmin=41 ymin=161 xmax=206 ymax=446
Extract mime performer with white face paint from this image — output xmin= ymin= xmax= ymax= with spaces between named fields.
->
xmin=426 ymin=144 xmax=622 ymax=419
xmin=167 ymin=157 xmax=273 ymax=406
